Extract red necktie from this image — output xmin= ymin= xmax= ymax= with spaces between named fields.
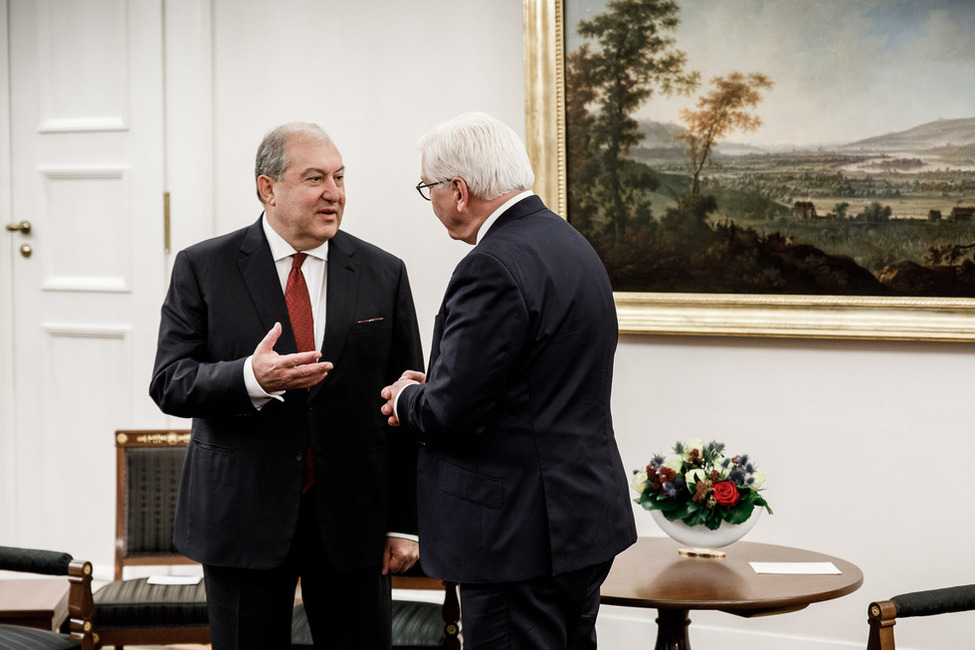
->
xmin=286 ymin=253 xmax=316 ymax=354
xmin=285 ymin=252 xmax=316 ymax=492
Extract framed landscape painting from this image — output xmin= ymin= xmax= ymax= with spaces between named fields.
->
xmin=524 ymin=0 xmax=975 ymax=339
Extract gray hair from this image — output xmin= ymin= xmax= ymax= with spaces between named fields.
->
xmin=254 ymin=122 xmax=331 ymax=203
xmin=419 ymin=112 xmax=534 ymax=201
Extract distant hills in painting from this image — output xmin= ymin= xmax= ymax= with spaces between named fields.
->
xmin=635 ymin=116 xmax=975 ymax=154
xmin=595 ymin=115 xmax=975 ymax=297
xmin=843 ymin=117 xmax=975 ymax=151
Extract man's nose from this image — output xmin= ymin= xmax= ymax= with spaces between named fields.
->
xmin=321 ymin=179 xmax=342 ymax=200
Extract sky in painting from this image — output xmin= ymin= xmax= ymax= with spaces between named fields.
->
xmin=563 ymin=0 xmax=975 ymax=147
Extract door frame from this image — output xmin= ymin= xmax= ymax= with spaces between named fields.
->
xmin=1 ymin=0 xmax=18 ymax=538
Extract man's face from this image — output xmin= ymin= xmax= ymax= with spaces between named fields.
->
xmin=263 ymin=135 xmax=345 ymax=250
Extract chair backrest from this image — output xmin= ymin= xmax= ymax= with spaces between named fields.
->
xmin=114 ymin=429 xmax=196 ymax=580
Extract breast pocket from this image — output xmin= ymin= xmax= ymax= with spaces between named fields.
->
xmin=350 ymin=317 xmax=392 ymax=362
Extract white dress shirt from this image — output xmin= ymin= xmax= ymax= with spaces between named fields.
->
xmin=243 ymin=214 xmax=329 ymax=408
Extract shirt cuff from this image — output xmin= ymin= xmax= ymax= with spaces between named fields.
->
xmin=393 ymin=385 xmax=404 ymax=421
xmin=244 ymin=354 xmax=285 ymax=410
xmin=387 ymin=532 xmax=419 ymax=542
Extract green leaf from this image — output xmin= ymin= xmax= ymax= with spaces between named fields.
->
xmin=725 ymin=506 xmax=754 ymax=525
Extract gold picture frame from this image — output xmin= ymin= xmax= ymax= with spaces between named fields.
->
xmin=522 ymin=0 xmax=975 ymax=341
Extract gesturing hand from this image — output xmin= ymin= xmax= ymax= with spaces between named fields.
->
xmin=252 ymin=322 xmax=332 ymax=392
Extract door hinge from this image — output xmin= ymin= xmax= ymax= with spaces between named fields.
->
xmin=163 ymin=191 xmax=171 ymax=254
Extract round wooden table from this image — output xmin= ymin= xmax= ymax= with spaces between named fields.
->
xmin=600 ymin=538 xmax=864 ymax=650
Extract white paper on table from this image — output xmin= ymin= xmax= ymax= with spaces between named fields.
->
xmin=146 ymin=575 xmax=203 ymax=585
xmin=749 ymin=562 xmax=841 ymax=575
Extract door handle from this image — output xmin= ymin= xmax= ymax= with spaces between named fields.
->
xmin=5 ymin=220 xmax=31 ymax=234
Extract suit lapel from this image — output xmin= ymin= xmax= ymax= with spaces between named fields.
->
xmin=237 ymin=218 xmax=296 ymax=353
xmin=310 ymin=231 xmax=357 ymax=400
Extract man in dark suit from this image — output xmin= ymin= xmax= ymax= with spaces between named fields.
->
xmin=381 ymin=112 xmax=637 ymax=650
xmin=150 ymin=122 xmax=424 ymax=649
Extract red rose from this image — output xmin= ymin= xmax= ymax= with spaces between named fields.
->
xmin=713 ymin=481 xmax=740 ymax=506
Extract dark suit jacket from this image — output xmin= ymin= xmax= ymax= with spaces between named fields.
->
xmin=150 ymin=217 xmax=423 ymax=571
xmin=398 ymin=195 xmax=636 ymax=583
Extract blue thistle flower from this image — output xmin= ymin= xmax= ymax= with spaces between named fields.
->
xmin=662 ymin=481 xmax=677 ymax=497
xmin=729 ymin=468 xmax=746 ymax=484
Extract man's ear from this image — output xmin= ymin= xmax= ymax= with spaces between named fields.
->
xmin=452 ymin=178 xmax=469 ymax=211
xmin=257 ymin=175 xmax=275 ymax=206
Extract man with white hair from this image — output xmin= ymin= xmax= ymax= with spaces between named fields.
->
xmin=382 ymin=112 xmax=636 ymax=649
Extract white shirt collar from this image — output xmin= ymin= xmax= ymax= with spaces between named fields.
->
xmin=475 ymin=190 xmax=534 ymax=245
xmin=261 ymin=212 xmax=330 ymax=261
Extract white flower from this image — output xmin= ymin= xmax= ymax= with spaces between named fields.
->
xmin=685 ymin=468 xmax=707 ymax=489
xmin=713 ymin=455 xmax=731 ymax=477
xmin=684 ymin=438 xmax=705 ymax=459
xmin=663 ymin=455 xmax=683 ymax=473
xmin=748 ymin=468 xmax=766 ymax=489
xmin=631 ymin=471 xmax=648 ymax=494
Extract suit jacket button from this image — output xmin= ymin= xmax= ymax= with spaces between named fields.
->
xmin=296 ymin=452 xmax=303 ymax=461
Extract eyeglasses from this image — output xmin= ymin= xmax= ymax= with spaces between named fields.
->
xmin=415 ymin=179 xmax=450 ymax=201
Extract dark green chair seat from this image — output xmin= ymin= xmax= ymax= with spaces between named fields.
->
xmin=291 ymin=600 xmax=444 ymax=649
xmin=92 ymin=577 xmax=208 ymax=627
xmin=0 ymin=624 xmax=81 ymax=650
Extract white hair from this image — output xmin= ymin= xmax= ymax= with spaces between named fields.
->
xmin=419 ymin=112 xmax=534 ymax=200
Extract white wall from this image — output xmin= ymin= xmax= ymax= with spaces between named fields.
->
xmin=611 ymin=335 xmax=975 ymax=650
xmin=205 ymin=0 xmax=528 ymax=328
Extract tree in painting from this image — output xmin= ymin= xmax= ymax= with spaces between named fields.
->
xmin=677 ymin=72 xmax=774 ymax=197
xmin=566 ymin=0 xmax=698 ymax=240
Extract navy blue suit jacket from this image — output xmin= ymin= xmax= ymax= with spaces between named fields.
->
xmin=398 ymin=195 xmax=636 ymax=583
xmin=150 ymin=218 xmax=423 ymax=571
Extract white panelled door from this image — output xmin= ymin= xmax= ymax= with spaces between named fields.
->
xmin=2 ymin=0 xmax=167 ymax=559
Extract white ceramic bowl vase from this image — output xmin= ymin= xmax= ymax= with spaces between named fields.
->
xmin=651 ymin=508 xmax=762 ymax=552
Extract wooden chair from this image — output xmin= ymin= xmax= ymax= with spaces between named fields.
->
xmin=0 ymin=545 xmax=96 ymax=650
xmin=112 ymin=430 xmax=198 ymax=580
xmin=90 ymin=430 xmax=209 ymax=648
xmin=103 ymin=430 xmax=461 ymax=649
xmin=867 ymin=584 xmax=975 ymax=650
xmin=290 ymin=569 xmax=461 ymax=649
xmin=389 ymin=569 xmax=461 ymax=650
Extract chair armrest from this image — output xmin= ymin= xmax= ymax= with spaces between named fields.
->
xmin=867 ymin=585 xmax=975 ymax=650
xmin=0 ymin=545 xmax=73 ymax=575
xmin=890 ymin=584 xmax=975 ymax=618
xmin=67 ymin=559 xmax=96 ymax=650
xmin=867 ymin=599 xmax=897 ymax=650
xmin=442 ymin=581 xmax=460 ymax=650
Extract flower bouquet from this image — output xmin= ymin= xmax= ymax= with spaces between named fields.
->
xmin=632 ymin=439 xmax=772 ymax=530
